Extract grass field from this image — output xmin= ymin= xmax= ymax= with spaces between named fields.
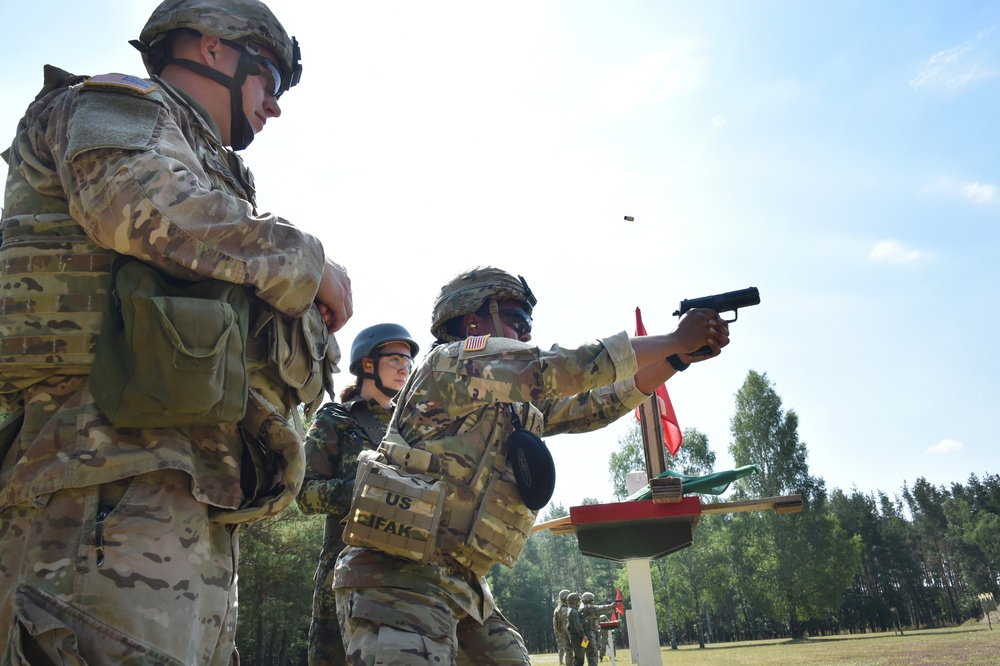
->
xmin=529 ymin=624 xmax=999 ymax=665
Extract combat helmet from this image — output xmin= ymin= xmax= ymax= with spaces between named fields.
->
xmin=559 ymin=589 xmax=571 ymax=602
xmin=131 ymin=0 xmax=302 ymax=150
xmin=349 ymin=323 xmax=419 ymax=399
xmin=567 ymin=592 xmax=581 ymax=605
xmin=581 ymin=592 xmax=595 ymax=604
xmin=431 ymin=266 xmax=537 ymax=342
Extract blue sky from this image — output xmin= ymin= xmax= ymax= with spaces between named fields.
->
xmin=2 ymin=1 xmax=997 ymax=511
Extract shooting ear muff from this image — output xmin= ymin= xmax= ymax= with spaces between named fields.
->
xmin=506 ymin=405 xmax=555 ymax=510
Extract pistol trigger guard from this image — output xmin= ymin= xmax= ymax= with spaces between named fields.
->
xmin=725 ymin=311 xmax=738 ymax=323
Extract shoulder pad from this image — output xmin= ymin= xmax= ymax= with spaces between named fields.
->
xmin=66 ymin=74 xmax=163 ymax=160
xmin=458 ymin=335 xmax=534 ymax=360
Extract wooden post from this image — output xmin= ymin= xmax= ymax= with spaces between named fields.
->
xmin=638 ymin=395 xmax=668 ymax=480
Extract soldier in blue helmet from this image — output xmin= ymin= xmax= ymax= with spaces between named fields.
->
xmin=297 ymin=324 xmax=419 ymax=666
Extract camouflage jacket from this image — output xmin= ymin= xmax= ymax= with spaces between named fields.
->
xmin=553 ymin=602 xmax=570 ymax=641
xmin=335 ymin=332 xmax=647 ymax=623
xmin=0 ymin=67 xmax=325 ymax=516
xmin=581 ymin=602 xmax=617 ymax=638
xmin=296 ymin=397 xmax=391 ymax=570
xmin=567 ymin=607 xmax=587 ymax=643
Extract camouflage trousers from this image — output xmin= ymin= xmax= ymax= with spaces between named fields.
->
xmin=555 ymin=633 xmax=567 ymax=665
xmin=335 ymin=586 xmax=530 ymax=665
xmin=309 ymin=560 xmax=345 ymax=666
xmin=0 ymin=468 xmax=238 ymax=665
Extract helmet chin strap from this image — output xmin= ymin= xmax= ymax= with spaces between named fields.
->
xmin=359 ymin=362 xmax=399 ymax=400
xmin=488 ymin=299 xmax=506 ymax=337
xmin=160 ymin=54 xmax=258 ymax=150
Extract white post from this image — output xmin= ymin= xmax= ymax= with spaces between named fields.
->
xmin=625 ymin=558 xmax=662 ymax=666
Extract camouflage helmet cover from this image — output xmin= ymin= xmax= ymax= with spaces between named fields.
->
xmin=431 ymin=266 xmax=537 ymax=342
xmin=136 ymin=0 xmax=301 ymax=85
xmin=559 ymin=589 xmax=571 ymax=602
xmin=581 ymin=592 xmax=595 ymax=603
xmin=567 ymin=592 xmax=581 ymax=604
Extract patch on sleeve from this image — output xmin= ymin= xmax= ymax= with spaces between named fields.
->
xmin=82 ymin=73 xmax=158 ymax=95
xmin=464 ymin=335 xmax=491 ymax=352
xmin=66 ymin=79 xmax=162 ymax=160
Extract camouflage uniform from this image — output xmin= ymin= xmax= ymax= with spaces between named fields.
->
xmin=580 ymin=597 xmax=617 ymax=665
xmin=566 ymin=596 xmax=587 ymax=666
xmin=334 ymin=326 xmax=648 ymax=664
xmin=0 ymin=3 xmax=328 ymax=663
xmin=553 ymin=597 xmax=570 ymax=664
xmin=296 ymin=398 xmax=392 ymax=666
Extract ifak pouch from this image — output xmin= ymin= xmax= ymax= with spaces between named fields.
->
xmin=90 ymin=258 xmax=250 ymax=428
xmin=342 ymin=450 xmax=446 ymax=564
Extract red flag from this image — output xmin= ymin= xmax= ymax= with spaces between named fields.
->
xmin=614 ymin=588 xmax=625 ymax=620
xmin=634 ymin=307 xmax=683 ymax=456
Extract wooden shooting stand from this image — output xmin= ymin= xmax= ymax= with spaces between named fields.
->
xmin=533 ymin=494 xmax=803 ymax=560
xmin=533 ymin=389 xmax=802 ymax=664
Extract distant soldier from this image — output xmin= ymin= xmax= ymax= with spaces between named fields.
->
xmin=553 ymin=588 xmax=571 ymax=664
xmin=566 ymin=592 xmax=587 ymax=666
xmin=581 ymin=592 xmax=618 ymax=665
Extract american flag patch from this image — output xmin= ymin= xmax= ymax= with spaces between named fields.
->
xmin=83 ymin=73 xmax=158 ymax=95
xmin=464 ymin=334 xmax=491 ymax=352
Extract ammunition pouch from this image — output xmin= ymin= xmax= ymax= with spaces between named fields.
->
xmin=91 ymin=258 xmax=250 ymax=428
xmin=265 ymin=306 xmax=337 ymax=418
xmin=342 ymin=450 xmax=446 ymax=564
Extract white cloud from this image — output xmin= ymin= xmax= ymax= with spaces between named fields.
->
xmin=960 ymin=181 xmax=997 ymax=204
xmin=910 ymin=28 xmax=1000 ymax=92
xmin=927 ymin=439 xmax=964 ymax=455
xmin=711 ymin=115 xmax=727 ymax=127
xmin=922 ymin=178 xmax=998 ymax=205
xmin=870 ymin=240 xmax=921 ymax=264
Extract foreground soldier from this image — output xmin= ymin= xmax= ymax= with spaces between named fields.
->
xmin=0 ymin=0 xmax=351 ymax=662
xmin=553 ymin=588 xmax=572 ymax=665
xmin=334 ymin=266 xmax=728 ymax=664
xmin=297 ymin=324 xmax=419 ymax=666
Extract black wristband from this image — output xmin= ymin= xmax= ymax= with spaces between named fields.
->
xmin=667 ymin=354 xmax=689 ymax=372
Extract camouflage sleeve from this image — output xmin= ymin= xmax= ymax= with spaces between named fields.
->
xmin=295 ymin=404 xmax=354 ymax=515
xmin=536 ymin=375 xmax=649 ymax=437
xmin=47 ymin=84 xmax=324 ymax=316
xmin=423 ymin=331 xmax=639 ymax=421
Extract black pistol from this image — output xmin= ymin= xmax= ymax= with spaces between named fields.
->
xmin=673 ymin=287 xmax=760 ymax=356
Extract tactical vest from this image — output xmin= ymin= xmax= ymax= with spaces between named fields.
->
xmin=344 ymin=399 xmax=540 ymax=577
